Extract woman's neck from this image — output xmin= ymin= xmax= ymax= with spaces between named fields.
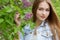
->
xmin=35 ymin=19 xmax=42 ymax=28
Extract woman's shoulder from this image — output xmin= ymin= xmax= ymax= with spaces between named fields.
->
xmin=24 ymin=24 xmax=30 ymax=29
xmin=23 ymin=24 xmax=32 ymax=34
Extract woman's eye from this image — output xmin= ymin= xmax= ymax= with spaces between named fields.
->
xmin=46 ymin=9 xmax=50 ymax=11
xmin=38 ymin=8 xmax=43 ymax=11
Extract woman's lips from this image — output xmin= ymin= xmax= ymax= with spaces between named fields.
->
xmin=40 ymin=16 xmax=45 ymax=18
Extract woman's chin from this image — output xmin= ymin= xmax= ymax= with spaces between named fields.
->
xmin=39 ymin=18 xmax=46 ymax=21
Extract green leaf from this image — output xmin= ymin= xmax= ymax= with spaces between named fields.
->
xmin=3 ymin=6 xmax=13 ymax=13
xmin=0 ymin=18 xmax=4 ymax=23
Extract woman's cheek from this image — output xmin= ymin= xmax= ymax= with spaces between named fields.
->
xmin=46 ymin=13 xmax=50 ymax=18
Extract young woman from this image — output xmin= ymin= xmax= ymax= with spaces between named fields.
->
xmin=14 ymin=0 xmax=60 ymax=40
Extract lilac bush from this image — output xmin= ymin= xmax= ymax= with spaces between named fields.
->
xmin=22 ymin=0 xmax=32 ymax=8
xmin=24 ymin=13 xmax=33 ymax=20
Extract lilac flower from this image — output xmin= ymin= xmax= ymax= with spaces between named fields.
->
xmin=24 ymin=13 xmax=33 ymax=20
xmin=22 ymin=0 xmax=32 ymax=8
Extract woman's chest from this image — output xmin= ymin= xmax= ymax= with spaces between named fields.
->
xmin=24 ymin=26 xmax=53 ymax=40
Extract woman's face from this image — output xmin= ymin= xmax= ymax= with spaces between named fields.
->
xmin=36 ymin=1 xmax=50 ymax=21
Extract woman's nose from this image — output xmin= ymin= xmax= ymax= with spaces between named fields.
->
xmin=42 ymin=10 xmax=46 ymax=15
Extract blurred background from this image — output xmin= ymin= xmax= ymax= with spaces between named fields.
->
xmin=0 ymin=0 xmax=60 ymax=40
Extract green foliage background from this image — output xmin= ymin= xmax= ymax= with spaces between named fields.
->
xmin=0 ymin=0 xmax=60 ymax=40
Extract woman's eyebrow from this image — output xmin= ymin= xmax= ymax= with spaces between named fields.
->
xmin=38 ymin=7 xmax=44 ymax=9
xmin=38 ymin=7 xmax=50 ymax=10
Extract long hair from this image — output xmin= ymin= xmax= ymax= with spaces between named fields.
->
xmin=32 ymin=0 xmax=60 ymax=40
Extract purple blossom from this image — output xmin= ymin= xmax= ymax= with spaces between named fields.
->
xmin=22 ymin=0 xmax=32 ymax=8
xmin=24 ymin=13 xmax=33 ymax=20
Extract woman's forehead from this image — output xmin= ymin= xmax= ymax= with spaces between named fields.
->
xmin=38 ymin=1 xmax=50 ymax=9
